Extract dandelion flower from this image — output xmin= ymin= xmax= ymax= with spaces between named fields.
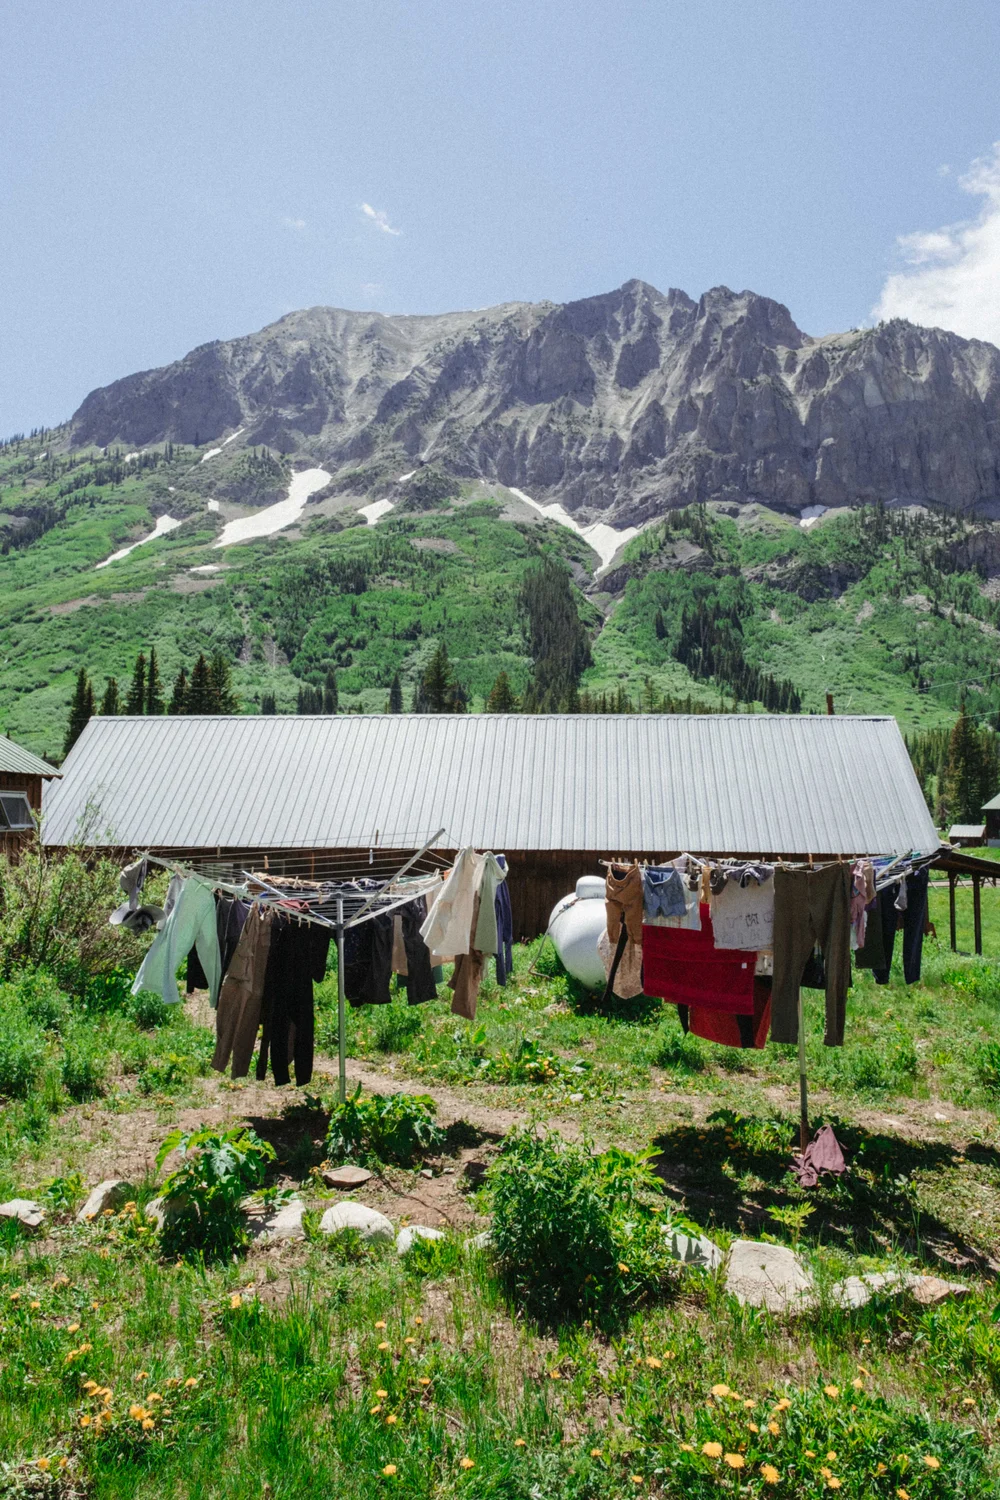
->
xmin=418 ymin=1378 xmax=431 ymax=1387
xmin=923 ymin=1456 xmax=941 ymax=1470
xmin=820 ymin=1469 xmax=833 ymax=1481
xmin=590 ymin=1448 xmax=602 ymax=1457
xmin=897 ymin=1491 xmax=910 ymax=1500
xmin=34 ymin=1459 xmax=50 ymax=1472
xmin=826 ymin=1452 xmax=837 ymax=1462
xmin=382 ymin=1465 xmax=397 ymax=1476
xmin=91 ymin=1301 xmax=99 ymax=1310
xmin=702 ymin=1442 xmax=723 ymax=1458
xmin=229 ymin=1294 xmax=242 ymax=1310
xmin=711 ymin=1383 xmax=731 ymax=1398
xmin=806 ymin=1450 xmax=816 ymax=1459
xmin=184 ymin=1377 xmax=198 ymax=1389
xmin=629 ymin=1477 xmax=642 ymax=1486
xmin=129 ymin=1405 xmax=146 ymax=1420
xmin=857 ymin=1365 xmax=871 ymax=1377
xmin=370 ymin=1406 xmax=383 ymax=1415
xmin=645 ymin=1356 xmax=662 ymax=1369
xmin=30 ymin=1300 xmax=40 ymax=1310
xmin=375 ymin=1320 xmax=387 ymax=1329
xmin=549 ymin=1371 xmax=561 ymax=1380
xmin=743 ymin=1398 xmax=756 ymax=1409
xmin=768 ymin=1422 xmax=780 ymax=1436
xmin=404 ymin=1337 xmax=416 ymax=1345
xmin=378 ymin=1341 xmax=391 ymax=1351
xmin=774 ymin=1398 xmax=791 ymax=1412
xmin=414 ymin=1317 xmax=423 ymax=1325
xmin=58 ymin=1459 xmax=67 ymax=1470
xmin=876 ymin=1464 xmax=886 ymax=1474
xmin=67 ymin=1323 xmax=80 ymax=1334
xmin=386 ymin=1415 xmax=398 ymax=1426
xmin=137 ymin=1372 xmax=148 ymax=1381
xmin=962 ymin=1398 xmax=976 ymax=1408
xmin=376 ymin=1389 xmax=388 ymax=1399
xmin=142 ymin=1417 xmax=155 ymax=1431
xmin=827 ymin=1481 xmax=842 ymax=1491
xmin=459 ymin=1457 xmax=475 ymax=1469
xmin=83 ymin=1380 xmax=99 ymax=1394
xmin=514 ymin=1438 xmax=526 ymax=1448
xmin=618 ymin=1262 xmax=630 ymax=1273
xmin=680 ymin=1442 xmax=694 ymax=1452
xmin=852 ymin=1377 xmax=864 ymax=1391
xmin=724 ymin=1454 xmax=745 ymax=1469
xmin=166 ymin=1378 xmax=179 ymax=1389
xmin=761 ymin=1465 xmax=780 ymax=1485
xmin=79 ymin=1416 xmax=91 ymax=1429
xmin=824 ymin=1385 xmax=840 ymax=1398
xmin=748 ymin=1423 xmax=759 ymax=1433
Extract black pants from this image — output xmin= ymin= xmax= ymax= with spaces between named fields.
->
xmin=872 ymin=868 xmax=928 ymax=985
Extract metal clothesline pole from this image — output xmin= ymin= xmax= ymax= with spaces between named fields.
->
xmin=337 ymin=895 xmax=347 ymax=1105
xmin=797 ymin=988 xmax=809 ymax=1153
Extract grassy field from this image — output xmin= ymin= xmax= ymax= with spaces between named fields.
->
xmin=1 ymin=874 xmax=1000 ymax=1497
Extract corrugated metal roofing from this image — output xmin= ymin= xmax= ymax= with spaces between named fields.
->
xmin=41 ymin=713 xmax=939 ymax=857
xmin=0 ymin=735 xmax=60 ymax=779
xmin=983 ymin=792 xmax=1000 ymax=812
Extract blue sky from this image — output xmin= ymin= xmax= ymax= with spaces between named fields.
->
xmin=4 ymin=0 xmax=1000 ymax=434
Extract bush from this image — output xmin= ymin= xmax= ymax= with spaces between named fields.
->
xmin=1 ymin=970 xmax=69 ymax=1032
xmin=488 ymin=1130 xmax=677 ymax=1327
xmin=128 ymin=989 xmax=173 ymax=1030
xmin=325 ymin=1086 xmax=445 ymax=1166
xmin=0 ymin=1010 xmax=47 ymax=1098
xmin=60 ymin=1024 xmax=107 ymax=1101
xmin=155 ymin=1125 xmax=275 ymax=1260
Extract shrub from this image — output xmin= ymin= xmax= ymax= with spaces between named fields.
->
xmin=325 ymin=1087 xmax=445 ymax=1166
xmin=371 ymin=1002 xmax=424 ymax=1053
xmin=1 ymin=970 xmax=70 ymax=1032
xmin=0 ymin=1010 xmax=47 ymax=1098
xmin=155 ymin=1125 xmax=275 ymax=1260
xmin=488 ymin=1130 xmax=677 ymax=1327
xmin=128 ymin=989 xmax=173 ymax=1030
xmin=60 ymin=1025 xmax=107 ymax=1101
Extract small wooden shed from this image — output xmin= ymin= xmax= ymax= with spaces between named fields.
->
xmin=0 ymin=733 xmax=61 ymax=847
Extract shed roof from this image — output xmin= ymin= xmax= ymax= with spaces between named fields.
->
xmin=41 ymin=713 xmax=939 ymax=857
xmin=0 ymin=735 xmax=60 ymax=780
xmin=948 ymin=824 xmax=985 ymax=839
xmin=983 ymin=792 xmax=1000 ymax=812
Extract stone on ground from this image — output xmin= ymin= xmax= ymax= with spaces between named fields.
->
xmin=319 ymin=1201 xmax=394 ymax=1242
xmin=910 ymin=1275 xmax=969 ymax=1305
xmin=725 ymin=1239 xmax=815 ymax=1312
xmin=396 ymin=1224 xmax=445 ymax=1255
xmin=0 ymin=1199 xmax=44 ymax=1232
xmin=464 ymin=1229 xmax=492 ymax=1252
xmin=665 ymin=1229 xmax=723 ymax=1271
xmin=250 ymin=1199 xmax=305 ymax=1243
xmin=76 ymin=1179 xmax=133 ymax=1223
xmin=830 ymin=1269 xmax=968 ymax=1310
xmin=321 ymin=1165 xmax=372 ymax=1189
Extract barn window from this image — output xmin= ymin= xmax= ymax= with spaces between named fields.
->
xmin=0 ymin=793 xmax=34 ymax=830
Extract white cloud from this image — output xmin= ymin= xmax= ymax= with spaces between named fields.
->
xmin=361 ymin=202 xmax=402 ymax=236
xmin=282 ymin=216 xmax=307 ymax=231
xmin=873 ymin=142 xmax=1000 ymax=346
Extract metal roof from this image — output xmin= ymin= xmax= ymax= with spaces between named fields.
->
xmin=983 ymin=792 xmax=1000 ymax=811
xmin=41 ymin=713 xmax=938 ymax=857
xmin=0 ymin=735 xmax=60 ymax=780
xmin=948 ymin=824 xmax=985 ymax=838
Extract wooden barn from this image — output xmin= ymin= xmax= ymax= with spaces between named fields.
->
xmin=0 ymin=733 xmax=60 ymax=849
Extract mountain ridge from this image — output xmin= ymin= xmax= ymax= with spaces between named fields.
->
xmin=68 ymin=280 xmax=1000 ymax=526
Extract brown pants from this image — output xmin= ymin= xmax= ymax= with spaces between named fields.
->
xmin=449 ymin=890 xmax=484 ymax=1021
xmin=212 ymin=906 xmax=273 ymax=1077
xmin=771 ymin=865 xmax=852 ymax=1047
xmin=606 ymin=865 xmax=644 ymax=945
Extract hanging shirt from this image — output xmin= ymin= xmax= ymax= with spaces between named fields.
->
xmin=473 ymin=853 xmax=507 ymax=955
xmin=643 ymin=867 xmax=689 ymax=921
xmin=710 ymin=871 xmax=775 ymax=952
xmin=132 ymin=878 xmax=221 ymax=1007
xmin=420 ymin=848 xmax=485 ymax=960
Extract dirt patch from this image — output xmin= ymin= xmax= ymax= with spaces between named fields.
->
xmin=410 ymin=537 xmax=459 ymax=555
xmin=171 ymin=575 xmax=223 ymax=595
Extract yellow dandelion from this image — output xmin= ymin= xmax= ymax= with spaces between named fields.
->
xmin=724 ymin=1453 xmax=746 ymax=1470
xmin=897 ymin=1491 xmax=910 ymax=1500
xmin=166 ymin=1378 xmax=179 ymax=1389
xmin=67 ymin=1323 xmax=80 ymax=1334
xmin=370 ymin=1405 xmax=383 ymax=1415
xmin=618 ymin=1262 xmax=630 ymax=1273
xmin=382 ymin=1465 xmax=397 ymax=1477
xmin=827 ymin=1482 xmax=842 ymax=1492
xmin=590 ymin=1447 xmax=602 ymax=1457
xmin=806 ymin=1450 xmax=816 ymax=1459
xmin=386 ymin=1414 xmax=398 ymax=1425
xmin=876 ymin=1464 xmax=886 ymax=1475
xmin=774 ymin=1397 xmax=791 ymax=1411
xmin=824 ymin=1384 xmax=840 ymax=1398
xmin=645 ymin=1356 xmax=662 ymax=1369
xmin=8 ymin=1290 xmax=20 ymax=1301
xmin=459 ymin=1457 xmax=475 ymax=1470
xmin=768 ymin=1421 xmax=780 ymax=1436
xmin=82 ymin=1380 xmax=99 ymax=1393
xmin=91 ymin=1300 xmax=99 ymax=1310
xmin=53 ymin=1275 xmax=69 ymax=1287
xmin=549 ymin=1371 xmax=561 ymax=1380
xmin=923 ymin=1456 xmax=941 ymax=1470
xmin=148 ymin=1393 xmax=162 ymax=1404
xmin=414 ymin=1317 xmax=423 ymax=1325
xmin=827 ymin=1452 xmax=837 ymax=1462
xmin=748 ymin=1423 xmax=759 ymax=1433
xmin=184 ymin=1377 xmax=198 ymax=1388
xmin=962 ymin=1398 xmax=976 ymax=1408
xmin=58 ymin=1459 xmax=68 ymax=1470
xmin=680 ymin=1442 xmax=694 ymax=1452
xmin=79 ymin=1416 xmax=91 ymax=1429
xmin=852 ymin=1377 xmax=864 ymax=1391
xmin=229 ymin=1294 xmax=242 ymax=1310
xmin=142 ymin=1417 xmax=155 ymax=1431
xmin=743 ymin=1398 xmax=756 ymax=1409
xmin=857 ymin=1365 xmax=871 ymax=1377
xmin=376 ymin=1389 xmax=388 ymax=1399
xmin=34 ymin=1459 xmax=50 ymax=1472
xmin=375 ymin=1320 xmax=387 ymax=1329
xmin=514 ymin=1438 xmax=527 ymax=1448
xmin=29 ymin=1300 xmax=40 ymax=1310
xmin=702 ymin=1442 xmax=723 ymax=1458
xmin=418 ymin=1377 xmax=431 ymax=1387
xmin=378 ymin=1341 xmax=391 ymax=1351
xmin=129 ymin=1405 xmax=146 ymax=1420
xmin=629 ymin=1478 xmax=642 ymax=1486
xmin=761 ymin=1464 xmax=780 ymax=1485
xmin=137 ymin=1371 xmax=148 ymax=1381
xmin=711 ymin=1383 xmax=731 ymax=1398
xmin=404 ymin=1337 xmax=416 ymax=1345
xmin=820 ymin=1469 xmax=833 ymax=1481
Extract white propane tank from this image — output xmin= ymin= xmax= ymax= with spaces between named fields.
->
xmin=548 ymin=876 xmax=607 ymax=989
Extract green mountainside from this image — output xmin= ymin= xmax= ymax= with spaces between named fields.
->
xmin=3 ymin=430 xmax=1000 ymax=771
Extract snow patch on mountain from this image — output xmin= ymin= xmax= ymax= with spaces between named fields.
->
xmin=506 ymin=488 xmax=640 ymax=572
xmin=214 ymin=468 xmax=331 ymax=547
xmin=96 ymin=514 xmax=182 ymax=569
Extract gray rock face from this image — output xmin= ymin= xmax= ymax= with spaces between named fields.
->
xmin=725 ymin=1239 xmax=815 ymax=1312
xmin=395 ymin=1224 xmax=445 ymax=1256
xmin=0 ymin=1199 xmax=44 ymax=1232
xmin=76 ymin=1179 xmax=133 ymax=1223
xmin=319 ymin=1201 xmax=394 ymax=1242
xmin=68 ymin=282 xmax=1000 ymax=523
xmin=666 ymin=1229 xmax=724 ymax=1271
xmin=248 ymin=1198 xmax=306 ymax=1243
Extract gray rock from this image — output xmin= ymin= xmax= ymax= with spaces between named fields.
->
xmin=830 ymin=1269 xmax=969 ymax=1310
xmin=396 ymin=1224 xmax=445 ymax=1256
xmin=144 ymin=1194 xmax=189 ymax=1231
xmin=464 ymin=1229 xmax=492 ymax=1253
xmin=0 ymin=1199 xmax=44 ymax=1232
xmin=76 ymin=1179 xmax=133 ymax=1224
xmin=321 ymin=1165 xmax=372 ymax=1190
xmin=910 ymin=1275 xmax=970 ymax=1305
xmin=665 ymin=1229 xmax=724 ymax=1271
xmin=319 ymin=1201 xmax=394 ymax=1242
xmin=725 ymin=1239 xmax=815 ymax=1312
xmin=249 ymin=1199 xmax=305 ymax=1243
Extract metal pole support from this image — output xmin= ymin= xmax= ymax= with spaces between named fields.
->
xmin=797 ymin=986 xmax=809 ymax=1153
xmin=337 ymin=896 xmax=346 ymax=1104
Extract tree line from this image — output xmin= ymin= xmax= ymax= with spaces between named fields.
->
xmin=906 ymin=707 xmax=1000 ymax=825
xmin=63 ymin=648 xmax=239 ymax=756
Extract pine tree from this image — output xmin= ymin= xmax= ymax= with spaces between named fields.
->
xmin=388 ymin=672 xmax=403 ymax=713
xmin=208 ymin=652 xmax=239 ymax=713
xmin=145 ymin=647 xmax=163 ymax=715
xmin=416 ymin=642 xmax=465 ymax=712
xmin=186 ymin=654 xmax=214 ymax=714
xmin=946 ymin=703 xmax=992 ymax=822
xmin=485 ymin=670 xmax=518 ymax=713
xmin=125 ymin=653 xmax=146 ymax=714
xmin=324 ymin=669 xmax=339 ymax=714
xmin=260 ymin=692 xmax=277 ymax=715
xmin=654 ymin=609 xmax=666 ymax=640
xmin=100 ymin=677 xmax=121 ymax=715
xmin=169 ymin=667 xmax=188 ymax=714
xmin=64 ymin=668 xmax=94 ymax=756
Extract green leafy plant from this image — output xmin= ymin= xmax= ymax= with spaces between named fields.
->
xmin=767 ymin=1201 xmax=816 ymax=1247
xmin=40 ymin=1170 xmax=86 ymax=1213
xmin=488 ymin=1128 xmax=676 ymax=1328
xmin=155 ymin=1125 xmax=275 ymax=1260
xmin=324 ymin=1086 xmax=445 ymax=1167
xmin=0 ymin=1009 xmax=46 ymax=1099
xmin=60 ymin=1025 xmax=107 ymax=1101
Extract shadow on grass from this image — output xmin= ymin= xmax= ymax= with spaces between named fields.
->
xmin=651 ymin=1110 xmax=1000 ymax=1275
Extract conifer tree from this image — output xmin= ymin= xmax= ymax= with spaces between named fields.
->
xmin=416 ymin=642 xmax=465 ymax=712
xmin=260 ymin=692 xmax=276 ymax=715
xmin=208 ymin=652 xmax=238 ymax=713
xmin=169 ymin=667 xmax=188 ymax=714
xmin=388 ymin=672 xmax=403 ymax=713
xmin=100 ymin=677 xmax=121 ymax=715
xmin=323 ymin=668 xmax=339 ymax=714
xmin=64 ymin=668 xmax=94 ymax=756
xmin=945 ymin=702 xmax=991 ymax=822
xmin=145 ymin=647 xmax=164 ymax=715
xmin=186 ymin=655 xmax=214 ymax=714
xmin=125 ymin=652 xmax=147 ymax=714
xmin=485 ymin=670 xmax=518 ymax=713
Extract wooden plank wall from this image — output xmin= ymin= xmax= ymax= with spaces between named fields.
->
xmin=0 ymin=773 xmax=42 ymax=810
